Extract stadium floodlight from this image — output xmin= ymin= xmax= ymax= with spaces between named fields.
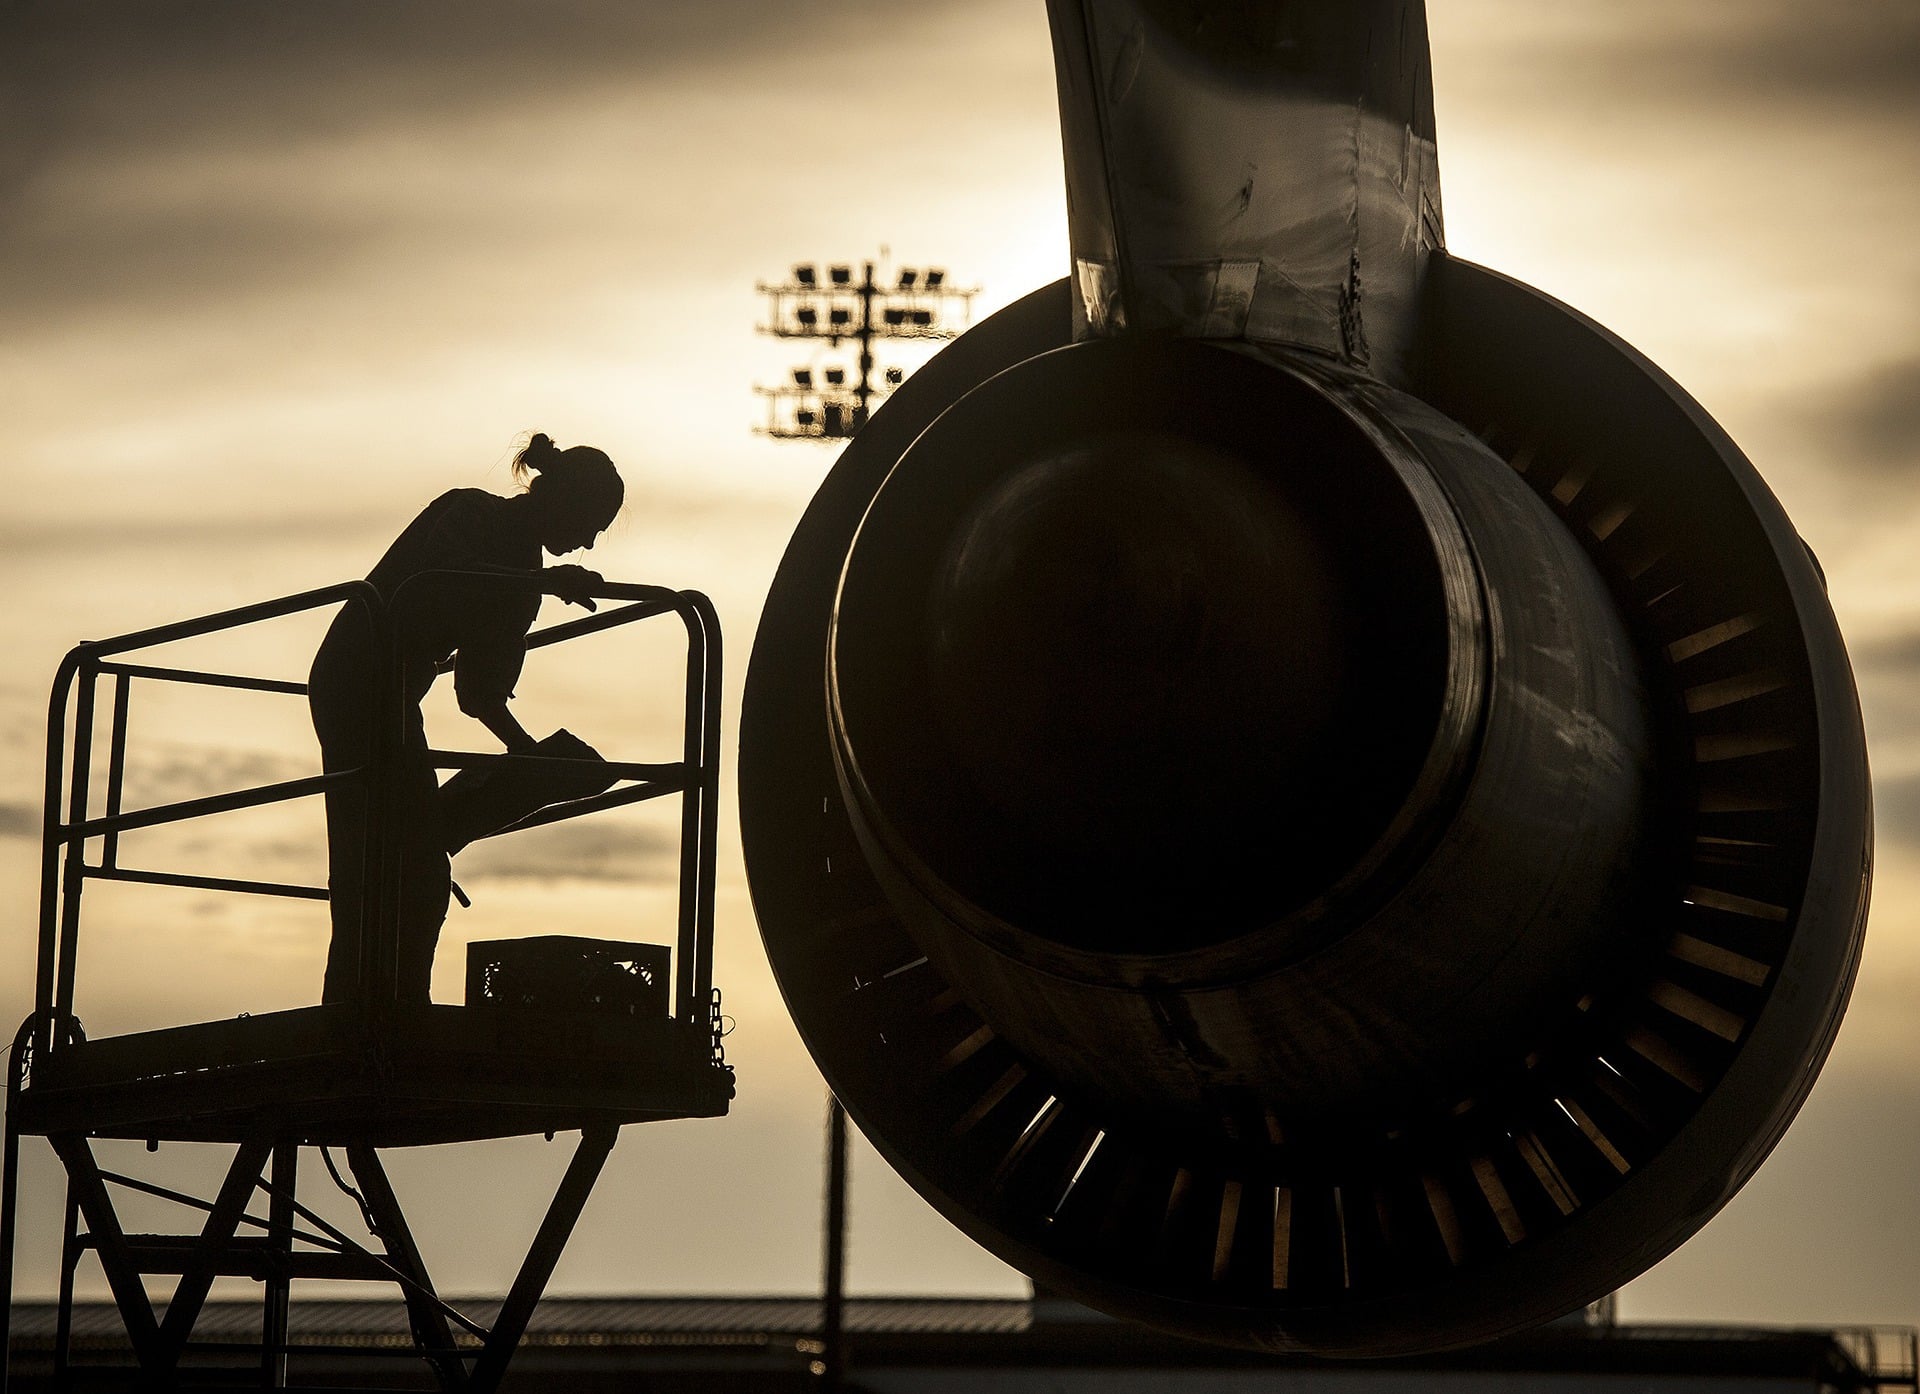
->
xmin=758 ymin=254 xmax=977 ymax=443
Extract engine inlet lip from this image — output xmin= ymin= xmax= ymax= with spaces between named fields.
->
xmin=826 ymin=341 xmax=1492 ymax=991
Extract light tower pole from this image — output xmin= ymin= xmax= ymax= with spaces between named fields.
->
xmin=755 ymin=256 xmax=977 ymax=442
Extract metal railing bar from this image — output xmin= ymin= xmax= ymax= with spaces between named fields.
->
xmin=101 ymin=675 xmax=131 ymax=872
xmin=426 ymin=591 xmax=688 ymax=677
xmin=470 ymin=780 xmax=688 ymax=842
xmin=92 ymin=1170 xmax=346 ymax=1255
xmin=69 ymin=581 xmax=381 ymax=662
xmin=522 ymin=592 xmax=683 ymax=651
xmin=62 ymin=772 xmax=355 ymax=842
xmin=423 ymin=748 xmax=686 ymax=783
xmin=84 ymin=864 xmax=329 ymax=902
xmin=93 ymin=661 xmax=307 ymax=697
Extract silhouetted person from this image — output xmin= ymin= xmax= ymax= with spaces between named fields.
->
xmin=310 ymin=432 xmax=621 ymax=1004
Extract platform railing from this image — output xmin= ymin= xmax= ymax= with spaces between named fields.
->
xmin=1835 ymin=1326 xmax=1920 ymax=1391
xmin=29 ymin=571 xmax=722 ymax=1058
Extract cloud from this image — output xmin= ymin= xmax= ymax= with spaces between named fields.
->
xmin=455 ymin=817 xmax=676 ymax=886
xmin=0 ymin=801 xmax=39 ymax=839
xmin=0 ymin=1 xmax=952 ymax=195
xmin=117 ymin=746 xmax=315 ymax=813
xmin=0 ymin=510 xmax=392 ymax=557
xmin=1670 ymin=2 xmax=1920 ymax=111
xmin=1875 ymin=774 xmax=1920 ymax=851
xmin=1808 ymin=358 xmax=1920 ymax=476
xmin=1443 ymin=0 xmax=1920 ymax=117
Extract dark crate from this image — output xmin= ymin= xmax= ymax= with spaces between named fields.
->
xmin=465 ymin=936 xmax=670 ymax=1018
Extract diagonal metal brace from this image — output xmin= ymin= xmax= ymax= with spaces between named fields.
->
xmin=469 ymin=1125 xmax=618 ymax=1394
xmin=346 ymin=1144 xmax=469 ymax=1391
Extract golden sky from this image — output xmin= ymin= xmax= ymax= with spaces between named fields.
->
xmin=3 ymin=0 xmax=1918 ymax=1327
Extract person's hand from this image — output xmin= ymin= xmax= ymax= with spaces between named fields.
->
xmin=544 ymin=564 xmax=602 ymax=612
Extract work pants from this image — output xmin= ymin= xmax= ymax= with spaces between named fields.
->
xmin=310 ymin=634 xmax=449 ymax=1005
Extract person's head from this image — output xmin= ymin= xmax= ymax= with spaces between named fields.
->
xmin=513 ymin=432 xmax=624 ymax=555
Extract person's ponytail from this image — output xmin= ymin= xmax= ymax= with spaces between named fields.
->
xmin=513 ymin=431 xmax=564 ymax=483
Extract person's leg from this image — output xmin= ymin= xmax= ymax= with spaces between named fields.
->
xmin=318 ymin=775 xmax=367 ymax=1004
xmin=392 ymin=740 xmax=451 ymax=1004
xmin=309 ymin=629 xmax=380 ymax=1013
xmin=312 ymin=656 xmax=373 ymax=1005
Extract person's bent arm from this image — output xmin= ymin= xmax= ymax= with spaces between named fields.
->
xmin=544 ymin=564 xmax=602 ymax=612
xmin=461 ymin=692 xmax=539 ymax=755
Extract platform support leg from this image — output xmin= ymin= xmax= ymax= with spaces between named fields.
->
xmin=0 ymin=1113 xmax=17 ymax=1394
xmin=261 ymin=1142 xmax=297 ymax=1389
xmin=154 ymin=1138 xmax=273 ymax=1379
xmin=53 ymin=1188 xmax=79 ymax=1389
xmin=345 ymin=1145 xmax=468 ymax=1391
xmin=469 ymin=1125 xmax=618 ymax=1394
xmin=47 ymin=1135 xmax=163 ymax=1380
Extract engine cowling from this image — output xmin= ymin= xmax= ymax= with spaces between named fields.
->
xmin=739 ymin=269 xmax=1868 ymax=1354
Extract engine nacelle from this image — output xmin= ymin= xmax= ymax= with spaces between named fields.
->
xmin=740 ymin=0 xmax=1869 ymax=1357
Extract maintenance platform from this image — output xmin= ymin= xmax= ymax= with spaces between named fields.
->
xmin=1 ymin=575 xmax=731 ymax=1391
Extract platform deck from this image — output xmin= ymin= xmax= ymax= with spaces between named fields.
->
xmin=10 ymin=1003 xmax=732 ymax=1147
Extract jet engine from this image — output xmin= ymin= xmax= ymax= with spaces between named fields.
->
xmin=739 ymin=0 xmax=1869 ymax=1356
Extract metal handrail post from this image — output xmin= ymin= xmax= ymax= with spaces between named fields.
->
xmin=35 ymin=651 xmax=84 ymax=1050
xmin=0 ymin=1021 xmax=31 ymax=1394
xmin=675 ymin=604 xmax=706 ymax=1027
xmin=691 ymin=596 xmax=723 ymax=1025
xmin=53 ymin=663 xmax=98 ymax=1027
